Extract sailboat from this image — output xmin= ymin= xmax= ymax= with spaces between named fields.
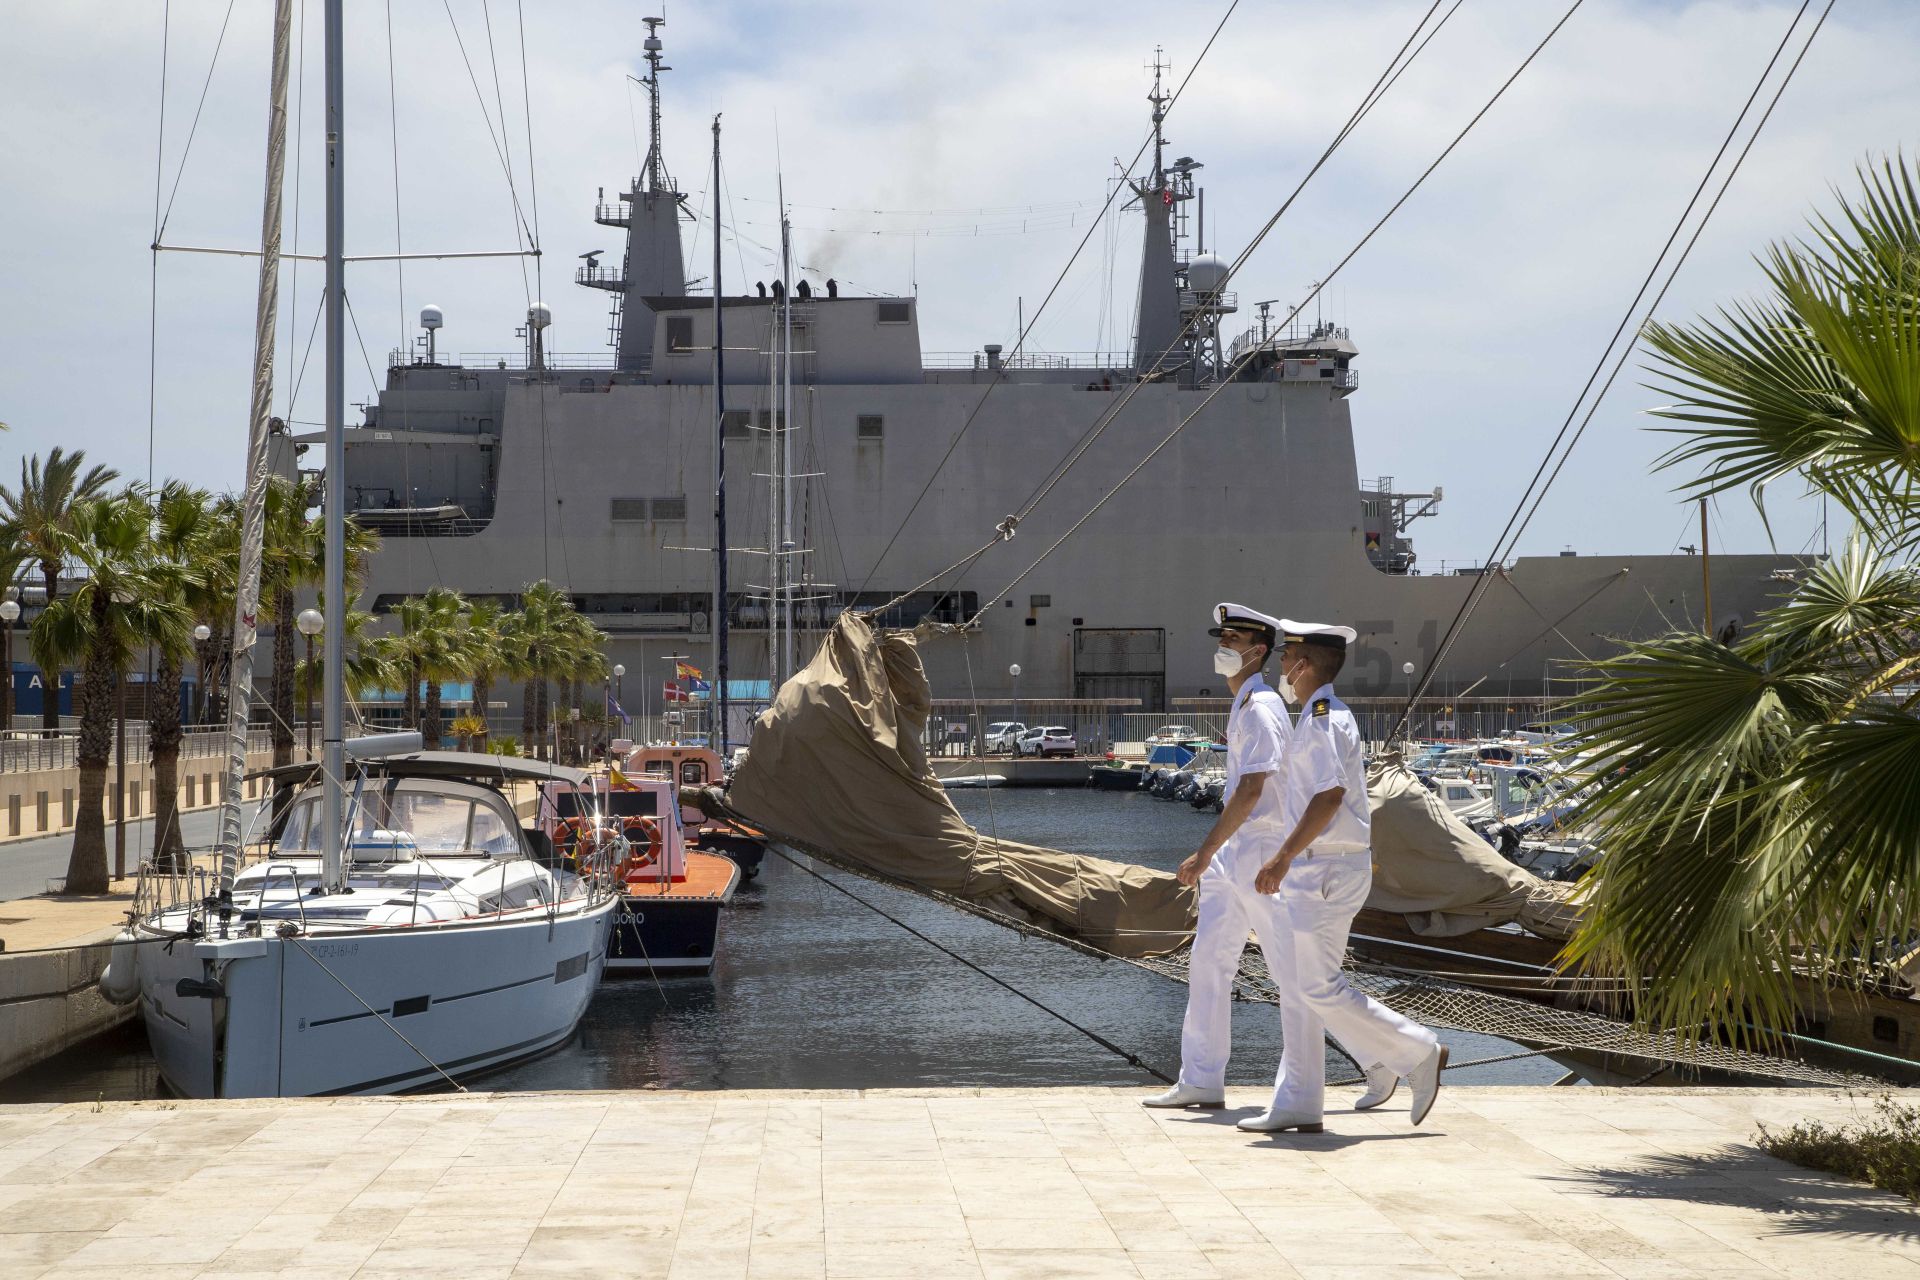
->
xmin=98 ymin=0 xmax=618 ymax=1098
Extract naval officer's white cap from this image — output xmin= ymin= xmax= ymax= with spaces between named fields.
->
xmin=1209 ymin=603 xmax=1281 ymax=645
xmin=1278 ymin=618 xmax=1358 ymax=650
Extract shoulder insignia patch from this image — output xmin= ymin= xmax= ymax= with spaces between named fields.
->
xmin=1312 ymin=697 xmax=1330 ymax=718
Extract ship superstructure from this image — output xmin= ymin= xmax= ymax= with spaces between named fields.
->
xmin=325 ymin=20 xmax=1803 ymax=710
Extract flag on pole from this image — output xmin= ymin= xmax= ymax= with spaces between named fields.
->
xmin=686 ymin=676 xmax=711 ymax=696
xmin=663 ymin=680 xmax=689 ymax=703
xmin=676 ymin=661 xmax=703 ymax=681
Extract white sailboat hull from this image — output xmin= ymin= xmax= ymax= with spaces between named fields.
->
xmin=135 ymin=902 xmax=615 ymax=1098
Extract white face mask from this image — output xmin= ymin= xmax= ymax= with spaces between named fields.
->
xmin=1277 ymin=661 xmax=1303 ymax=705
xmin=1213 ymin=645 xmax=1246 ymax=677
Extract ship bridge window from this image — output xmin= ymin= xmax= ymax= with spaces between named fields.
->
xmin=665 ymin=317 xmax=694 ymax=353
xmin=651 ymin=496 xmax=687 ymax=522
xmin=876 ymin=301 xmax=911 ymax=325
xmin=611 ymin=499 xmax=648 ymax=522
xmin=857 ymin=414 xmax=884 ymax=440
xmin=723 ymin=409 xmax=753 ymax=438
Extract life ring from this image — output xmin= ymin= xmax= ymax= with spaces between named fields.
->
xmin=621 ymin=816 xmax=663 ymax=879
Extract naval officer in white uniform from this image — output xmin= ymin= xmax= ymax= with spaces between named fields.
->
xmin=1239 ymin=619 xmax=1447 ymax=1133
xmin=1142 ymin=603 xmax=1295 ymax=1114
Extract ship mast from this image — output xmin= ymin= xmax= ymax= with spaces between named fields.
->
xmin=711 ymin=116 xmax=730 ymax=756
xmin=641 ymin=16 xmax=674 ymax=197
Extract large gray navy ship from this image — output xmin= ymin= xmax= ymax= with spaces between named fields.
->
xmin=328 ymin=21 xmax=1801 ymax=710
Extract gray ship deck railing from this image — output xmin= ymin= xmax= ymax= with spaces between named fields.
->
xmin=922 ymin=351 xmax=1132 ymax=372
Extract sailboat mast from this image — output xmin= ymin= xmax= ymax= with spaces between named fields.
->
xmin=711 ymin=116 xmax=729 ymax=756
xmin=213 ymin=0 xmax=294 ymax=903
xmin=320 ymin=0 xmax=348 ymax=891
xmin=779 ymin=203 xmax=795 ymax=685
xmin=766 ymin=259 xmax=779 ymax=688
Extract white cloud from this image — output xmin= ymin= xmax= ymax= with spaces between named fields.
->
xmin=0 ymin=0 xmax=1909 ymax=565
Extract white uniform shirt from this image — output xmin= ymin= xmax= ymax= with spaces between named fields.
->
xmin=1281 ymin=682 xmax=1370 ymax=853
xmin=1211 ymin=673 xmax=1291 ymax=880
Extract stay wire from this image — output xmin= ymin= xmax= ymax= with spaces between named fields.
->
xmin=438 ymin=0 xmax=538 ymax=250
xmin=871 ymin=0 xmax=1463 ymax=617
xmin=766 ymin=843 xmax=1175 ymax=1085
xmin=957 ymin=0 xmax=1581 ymax=627
xmin=1391 ymin=0 xmax=1830 ymax=741
xmin=154 ymin=0 xmax=240 ymax=240
xmin=853 ymin=0 xmax=1248 ymax=600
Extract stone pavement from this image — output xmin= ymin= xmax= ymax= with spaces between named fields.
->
xmin=0 ymin=1086 xmax=1914 ymax=1279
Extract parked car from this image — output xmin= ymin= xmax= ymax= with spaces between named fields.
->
xmin=1016 ymin=726 xmax=1075 ymax=758
xmin=984 ymin=721 xmax=1028 ymax=754
xmin=1145 ymin=724 xmax=1200 ymax=745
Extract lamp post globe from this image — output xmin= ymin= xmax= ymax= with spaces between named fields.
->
xmin=0 ymin=601 xmax=17 ymax=625
xmin=1401 ymin=661 xmax=1415 ymax=675
xmin=297 ymin=608 xmax=324 ymax=637
xmin=614 ymin=664 xmax=625 ymax=678
xmin=193 ymin=623 xmax=211 ymax=642
xmin=1008 ymin=664 xmax=1021 ymax=678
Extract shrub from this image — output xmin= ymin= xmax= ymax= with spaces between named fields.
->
xmin=1757 ymin=1095 xmax=1920 ymax=1203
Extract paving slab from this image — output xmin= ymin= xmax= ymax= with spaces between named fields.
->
xmin=0 ymin=1087 xmax=1914 ymax=1279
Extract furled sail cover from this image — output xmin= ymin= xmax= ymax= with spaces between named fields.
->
xmin=1365 ymin=759 xmax=1581 ymax=941
xmin=726 ymin=613 xmax=1197 ymax=958
xmin=725 ymin=613 xmax=1578 ymax=956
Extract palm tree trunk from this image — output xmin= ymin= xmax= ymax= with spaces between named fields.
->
xmin=63 ymin=600 xmax=115 ymax=894
xmin=536 ymin=677 xmax=551 ymax=761
xmin=521 ymin=676 xmax=536 ymax=753
xmin=39 ymin=561 xmax=60 ymax=733
xmin=424 ymin=680 xmax=443 ymax=748
xmin=271 ymin=589 xmax=296 ymax=769
xmin=150 ymin=649 xmax=186 ymax=872
xmin=472 ymin=671 xmax=491 ymax=747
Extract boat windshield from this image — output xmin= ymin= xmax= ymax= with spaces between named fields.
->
xmin=279 ymin=780 xmax=522 ymax=856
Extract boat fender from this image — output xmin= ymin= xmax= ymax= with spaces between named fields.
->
xmin=97 ymin=929 xmax=142 ymax=1006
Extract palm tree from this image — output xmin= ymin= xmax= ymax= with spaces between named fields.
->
xmin=462 ymin=597 xmax=507 ymax=748
xmin=556 ymin=613 xmax=608 ymax=765
xmin=146 ymin=483 xmax=221 ymax=870
xmin=0 ymin=448 xmax=119 ymax=731
xmin=505 ymin=581 xmax=574 ymax=761
xmin=414 ymin=587 xmax=472 ymax=748
xmin=30 ymin=490 xmax=193 ymax=894
xmin=260 ymin=481 xmax=380 ymax=767
xmin=1563 ymin=156 xmax=1920 ymax=1049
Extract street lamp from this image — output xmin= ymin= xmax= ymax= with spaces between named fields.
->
xmin=1009 ymin=663 xmax=1022 ymax=749
xmin=1402 ymin=661 xmax=1417 ymax=740
xmin=297 ymin=609 xmax=324 ymax=760
xmin=193 ymin=624 xmax=212 ymax=725
xmin=0 ymin=597 xmax=18 ymax=737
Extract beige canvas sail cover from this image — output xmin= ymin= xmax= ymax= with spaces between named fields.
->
xmin=727 ymin=614 xmax=1196 ymax=957
xmin=726 ymin=614 xmax=1576 ymax=958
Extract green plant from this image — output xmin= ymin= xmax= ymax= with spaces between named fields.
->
xmin=1757 ymin=1095 xmax=1920 ymax=1203
xmin=486 ymin=735 xmax=520 ymax=757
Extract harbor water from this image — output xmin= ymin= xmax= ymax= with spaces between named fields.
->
xmin=1 ymin=787 xmax=1556 ymax=1101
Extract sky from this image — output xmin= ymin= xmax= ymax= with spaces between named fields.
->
xmin=0 ymin=0 xmax=1912 ymax=566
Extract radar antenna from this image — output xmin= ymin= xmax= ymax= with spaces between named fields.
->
xmin=640 ymin=16 xmax=675 ymax=195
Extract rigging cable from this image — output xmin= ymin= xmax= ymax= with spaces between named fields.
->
xmin=1390 ymin=0 xmax=1832 ymax=741
xmin=940 ymin=0 xmax=1580 ymax=626
xmin=853 ymin=0 xmax=1252 ymax=600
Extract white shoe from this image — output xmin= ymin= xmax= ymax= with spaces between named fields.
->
xmin=1408 ymin=1043 xmax=1448 ymax=1126
xmin=1141 ymin=1083 xmax=1225 ymax=1109
xmin=1355 ymin=1063 xmax=1398 ymax=1111
xmin=1236 ymin=1108 xmax=1324 ymax=1134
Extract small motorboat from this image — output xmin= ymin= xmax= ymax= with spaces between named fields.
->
xmin=540 ymin=773 xmax=740 ymax=975
xmin=1087 ymin=759 xmax=1143 ymax=790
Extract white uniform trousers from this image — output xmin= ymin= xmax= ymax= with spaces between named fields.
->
xmin=1269 ymin=852 xmax=1439 ymax=1117
xmin=1176 ymin=851 xmax=1292 ymax=1092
